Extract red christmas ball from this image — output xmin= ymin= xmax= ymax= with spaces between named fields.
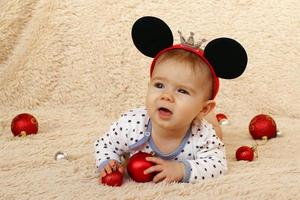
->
xmin=249 ymin=114 xmax=277 ymax=139
xmin=127 ymin=151 xmax=155 ymax=183
xmin=236 ymin=146 xmax=254 ymax=161
xmin=216 ymin=113 xmax=229 ymax=125
xmin=11 ymin=113 xmax=39 ymax=137
xmin=101 ymin=171 xmax=123 ymax=187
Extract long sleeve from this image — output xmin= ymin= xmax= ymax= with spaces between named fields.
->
xmin=181 ymin=123 xmax=227 ymax=183
xmin=94 ymin=115 xmax=130 ymax=172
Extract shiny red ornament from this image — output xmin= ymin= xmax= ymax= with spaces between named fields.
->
xmin=101 ymin=171 xmax=123 ymax=187
xmin=11 ymin=113 xmax=39 ymax=137
xmin=216 ymin=113 xmax=229 ymax=125
xmin=236 ymin=146 xmax=254 ymax=161
xmin=249 ymin=114 xmax=277 ymax=139
xmin=127 ymin=151 xmax=155 ymax=182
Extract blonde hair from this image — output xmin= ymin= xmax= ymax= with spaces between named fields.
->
xmin=155 ymin=49 xmax=214 ymax=100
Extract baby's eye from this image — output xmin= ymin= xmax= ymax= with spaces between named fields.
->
xmin=178 ymin=88 xmax=189 ymax=95
xmin=154 ymin=82 xmax=164 ymax=88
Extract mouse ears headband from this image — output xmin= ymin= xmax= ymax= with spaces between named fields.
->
xmin=131 ymin=16 xmax=248 ymax=99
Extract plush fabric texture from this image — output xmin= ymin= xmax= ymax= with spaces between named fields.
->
xmin=0 ymin=0 xmax=299 ymax=199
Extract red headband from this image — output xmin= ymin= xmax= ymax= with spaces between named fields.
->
xmin=132 ymin=16 xmax=248 ymax=100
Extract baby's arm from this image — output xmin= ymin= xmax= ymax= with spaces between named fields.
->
xmin=204 ymin=109 xmax=223 ymax=140
xmin=181 ymin=128 xmax=227 ymax=183
xmin=94 ymin=116 xmax=129 ymax=176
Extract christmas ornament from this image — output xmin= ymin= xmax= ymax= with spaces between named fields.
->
xmin=235 ymin=146 xmax=255 ymax=161
xmin=276 ymin=130 xmax=283 ymax=137
xmin=101 ymin=171 xmax=123 ymax=187
xmin=11 ymin=113 xmax=39 ymax=136
xmin=249 ymin=114 xmax=277 ymax=139
xmin=54 ymin=151 xmax=69 ymax=161
xmin=127 ymin=151 xmax=155 ymax=182
xmin=216 ymin=113 xmax=229 ymax=125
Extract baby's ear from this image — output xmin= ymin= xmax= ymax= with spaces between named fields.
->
xmin=198 ymin=100 xmax=216 ymax=118
xmin=204 ymin=38 xmax=248 ymax=79
xmin=131 ymin=16 xmax=173 ymax=58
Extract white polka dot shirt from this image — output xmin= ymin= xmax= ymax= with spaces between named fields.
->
xmin=94 ymin=108 xmax=227 ymax=183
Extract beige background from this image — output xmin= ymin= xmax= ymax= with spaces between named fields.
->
xmin=0 ymin=0 xmax=299 ymax=199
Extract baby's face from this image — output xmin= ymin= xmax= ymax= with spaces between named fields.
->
xmin=146 ymin=58 xmax=210 ymax=130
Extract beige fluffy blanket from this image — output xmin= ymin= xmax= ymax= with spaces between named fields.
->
xmin=1 ymin=0 xmax=299 ymax=199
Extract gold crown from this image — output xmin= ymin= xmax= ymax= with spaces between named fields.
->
xmin=178 ymin=31 xmax=207 ymax=49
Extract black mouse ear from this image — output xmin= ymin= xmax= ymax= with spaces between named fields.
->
xmin=132 ymin=16 xmax=173 ymax=58
xmin=204 ymin=38 xmax=248 ymax=79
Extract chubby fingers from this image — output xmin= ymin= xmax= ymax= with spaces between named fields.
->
xmin=100 ymin=161 xmax=123 ymax=178
xmin=109 ymin=160 xmax=117 ymax=170
xmin=145 ymin=156 xmax=164 ymax=165
xmin=118 ymin=165 xmax=125 ymax=175
xmin=144 ymin=164 xmax=163 ymax=175
xmin=104 ymin=160 xmax=116 ymax=174
xmin=100 ymin=170 xmax=107 ymax=178
xmin=152 ymin=172 xmax=166 ymax=183
xmin=104 ymin=164 xmax=112 ymax=174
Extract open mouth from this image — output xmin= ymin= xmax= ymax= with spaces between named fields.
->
xmin=158 ymin=107 xmax=173 ymax=117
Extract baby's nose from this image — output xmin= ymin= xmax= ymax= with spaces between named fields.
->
xmin=160 ymin=92 xmax=174 ymax=102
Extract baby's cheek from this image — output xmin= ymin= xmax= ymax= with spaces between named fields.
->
xmin=180 ymin=97 xmax=200 ymax=109
xmin=145 ymin=97 xmax=156 ymax=115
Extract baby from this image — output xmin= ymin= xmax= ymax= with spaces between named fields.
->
xmin=94 ymin=16 xmax=247 ymax=184
xmin=95 ymin=49 xmax=226 ymax=183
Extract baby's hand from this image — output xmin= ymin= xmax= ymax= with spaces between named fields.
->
xmin=143 ymin=157 xmax=185 ymax=183
xmin=100 ymin=160 xmax=124 ymax=178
